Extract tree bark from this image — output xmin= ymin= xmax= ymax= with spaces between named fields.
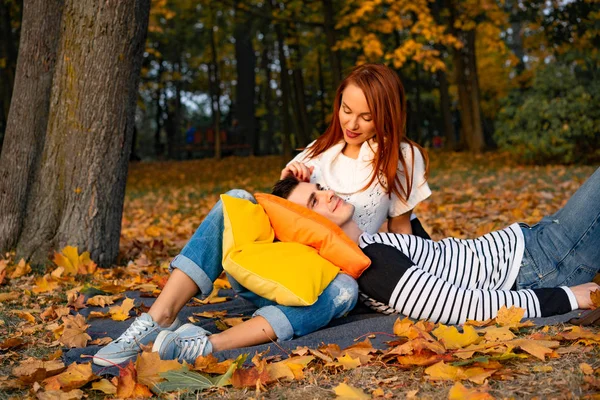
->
xmin=274 ymin=19 xmax=292 ymax=161
xmin=436 ymin=69 xmax=456 ymax=149
xmin=234 ymin=3 xmax=257 ymax=155
xmin=321 ymin=0 xmax=342 ymax=89
xmin=0 ymin=0 xmax=64 ymax=252
xmin=14 ymin=0 xmax=150 ymax=266
xmin=289 ymin=25 xmax=311 ymax=147
xmin=209 ymin=22 xmax=222 ymax=161
xmin=260 ymin=44 xmax=275 ymax=154
xmin=465 ymin=29 xmax=485 ymax=153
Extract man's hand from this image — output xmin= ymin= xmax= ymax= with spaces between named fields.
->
xmin=570 ymin=282 xmax=600 ymax=309
xmin=280 ymin=162 xmax=314 ymax=182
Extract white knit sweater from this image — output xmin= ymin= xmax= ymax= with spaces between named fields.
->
xmin=289 ymin=140 xmax=431 ymax=234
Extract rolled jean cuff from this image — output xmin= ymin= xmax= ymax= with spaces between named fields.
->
xmin=170 ymin=254 xmax=213 ymax=298
xmin=253 ymin=305 xmax=294 ymax=341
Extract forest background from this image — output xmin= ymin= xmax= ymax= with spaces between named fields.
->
xmin=1 ymin=0 xmax=599 ymax=165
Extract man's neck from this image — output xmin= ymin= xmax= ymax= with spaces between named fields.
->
xmin=342 ymin=220 xmax=363 ymax=244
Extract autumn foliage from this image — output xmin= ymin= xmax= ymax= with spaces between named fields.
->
xmin=0 ymin=153 xmax=599 ymax=398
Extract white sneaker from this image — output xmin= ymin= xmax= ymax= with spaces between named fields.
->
xmin=93 ymin=313 xmax=181 ymax=366
xmin=152 ymin=323 xmax=213 ymax=364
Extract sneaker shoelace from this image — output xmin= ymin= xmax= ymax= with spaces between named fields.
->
xmin=116 ymin=317 xmax=155 ymax=344
xmin=177 ymin=336 xmax=207 ymax=362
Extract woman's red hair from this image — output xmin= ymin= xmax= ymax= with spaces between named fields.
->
xmin=306 ymin=63 xmax=429 ymax=202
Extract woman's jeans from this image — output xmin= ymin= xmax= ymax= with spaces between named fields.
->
xmin=170 ymin=189 xmax=358 ymax=341
xmin=516 ymin=168 xmax=600 ymax=290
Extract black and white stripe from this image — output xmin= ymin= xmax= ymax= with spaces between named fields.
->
xmin=358 ymin=224 xmax=576 ymax=324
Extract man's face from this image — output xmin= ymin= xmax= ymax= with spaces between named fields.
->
xmin=287 ymin=182 xmax=355 ymax=227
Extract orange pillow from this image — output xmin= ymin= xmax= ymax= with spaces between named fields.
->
xmin=254 ymin=193 xmax=371 ymax=279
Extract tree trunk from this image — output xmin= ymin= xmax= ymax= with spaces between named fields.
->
xmin=14 ymin=0 xmax=150 ymax=266
xmin=234 ymin=4 xmax=257 ymax=155
xmin=321 ymin=0 xmax=342 ymax=89
xmin=0 ymin=0 xmax=64 ymax=252
xmin=317 ymin=49 xmax=327 ymax=133
xmin=289 ymin=26 xmax=311 ymax=147
xmin=166 ymin=60 xmax=182 ymax=160
xmin=154 ymin=62 xmax=164 ymax=158
xmin=209 ymin=23 xmax=222 ymax=161
xmin=465 ymin=29 xmax=485 ymax=153
xmin=260 ymin=44 xmax=275 ymax=154
xmin=436 ymin=69 xmax=456 ymax=149
xmin=274 ymin=20 xmax=292 ymax=160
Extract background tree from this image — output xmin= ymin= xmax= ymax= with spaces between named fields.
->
xmin=0 ymin=0 xmax=150 ymax=266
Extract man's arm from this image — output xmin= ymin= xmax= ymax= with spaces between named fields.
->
xmin=359 ymin=243 xmax=581 ymax=324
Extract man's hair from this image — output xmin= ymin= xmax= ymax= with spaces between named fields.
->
xmin=271 ymin=176 xmax=300 ymax=199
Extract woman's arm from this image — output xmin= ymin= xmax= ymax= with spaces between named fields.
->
xmin=387 ymin=210 xmax=413 ymax=234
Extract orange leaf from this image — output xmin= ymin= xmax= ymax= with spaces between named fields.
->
xmin=9 ymin=258 xmax=31 ymax=279
xmin=580 ymin=363 xmax=594 ymax=375
xmin=12 ymin=358 xmax=66 ymax=384
xmin=332 ymin=383 xmax=369 ymax=399
xmin=590 ymin=289 xmax=600 ymax=309
xmin=135 ymin=351 xmax=182 ymax=388
xmin=448 ymin=382 xmax=494 ymax=400
xmin=194 ymin=354 xmax=234 ymax=374
xmin=33 ymin=275 xmax=60 ymax=294
xmin=507 ymin=339 xmax=559 ymax=361
xmin=116 ymin=361 xmax=152 ymax=398
xmin=91 ymin=379 xmax=117 ymax=394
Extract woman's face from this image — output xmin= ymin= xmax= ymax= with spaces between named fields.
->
xmin=338 ymin=83 xmax=376 ymax=152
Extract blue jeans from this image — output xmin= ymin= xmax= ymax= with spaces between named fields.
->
xmin=170 ymin=189 xmax=358 ymax=341
xmin=516 ymin=168 xmax=600 ymax=290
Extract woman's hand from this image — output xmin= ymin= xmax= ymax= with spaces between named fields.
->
xmin=570 ymin=282 xmax=600 ymax=309
xmin=280 ymin=162 xmax=314 ymax=182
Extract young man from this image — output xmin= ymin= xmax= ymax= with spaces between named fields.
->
xmin=93 ymin=190 xmax=358 ymax=367
xmin=273 ymin=168 xmax=600 ymax=325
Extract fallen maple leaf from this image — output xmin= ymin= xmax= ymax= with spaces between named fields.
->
xmin=507 ymin=339 xmax=559 ymax=361
xmin=86 ymin=294 xmax=122 ymax=308
xmin=194 ymin=354 xmax=234 ymax=374
xmin=53 ymin=246 xmax=97 ymax=276
xmin=37 ymin=389 xmax=85 ymax=400
xmin=43 ymin=362 xmax=96 ymax=391
xmin=326 ymin=354 xmax=361 ymax=370
xmin=58 ymin=314 xmax=92 ymax=348
xmin=432 ymin=324 xmax=480 ymax=349
xmin=0 ymin=291 xmax=19 ymax=302
xmin=495 ymin=305 xmax=525 ymax=328
xmin=480 ymin=326 xmax=515 ymax=342
xmin=10 ymin=258 xmax=31 ymax=279
xmin=12 ymin=358 xmax=66 ymax=384
xmin=109 ymin=297 xmax=135 ymax=321
xmin=0 ymin=337 xmax=25 ymax=350
xmin=448 ymin=382 xmax=494 ymax=400
xmin=116 ymin=362 xmax=153 ymax=398
xmin=11 ymin=310 xmax=36 ymax=324
xmin=32 ymin=275 xmax=60 ymax=294
xmin=580 ymin=363 xmax=594 ymax=375
xmin=91 ymin=379 xmax=117 ymax=394
xmin=333 ymin=383 xmax=369 ymax=399
xmin=136 ymin=351 xmax=182 ymax=388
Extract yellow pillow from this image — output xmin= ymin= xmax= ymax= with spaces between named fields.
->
xmin=221 ymin=194 xmax=339 ymax=306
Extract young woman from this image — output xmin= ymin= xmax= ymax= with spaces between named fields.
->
xmin=282 ymin=63 xmax=431 ymax=237
xmin=93 ymin=64 xmax=429 ymax=366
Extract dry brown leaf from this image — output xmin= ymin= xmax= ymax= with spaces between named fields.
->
xmin=590 ymin=289 xmax=600 ymax=310
xmin=36 ymin=389 xmax=85 ymax=400
xmin=87 ymin=294 xmax=122 ymax=307
xmin=507 ymin=339 xmax=559 ymax=361
xmin=481 ymin=326 xmax=515 ymax=342
xmin=59 ymin=314 xmax=91 ymax=348
xmin=0 ymin=291 xmax=19 ymax=302
xmin=0 ymin=337 xmax=25 ymax=350
xmin=12 ymin=310 xmax=36 ymax=323
xmin=12 ymin=358 xmax=66 ymax=384
xmin=193 ymin=310 xmax=228 ymax=319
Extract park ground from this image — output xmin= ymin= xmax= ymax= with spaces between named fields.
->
xmin=1 ymin=151 xmax=599 ymax=399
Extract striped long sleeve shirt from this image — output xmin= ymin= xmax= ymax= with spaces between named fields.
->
xmin=358 ymin=223 xmax=578 ymax=324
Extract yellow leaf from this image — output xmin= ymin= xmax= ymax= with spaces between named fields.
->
xmin=33 ymin=275 xmax=60 ymax=294
xmin=109 ymin=298 xmax=135 ymax=321
xmin=448 ymin=382 xmax=494 ymax=400
xmin=43 ymin=363 xmax=95 ymax=391
xmin=53 ymin=246 xmax=97 ymax=276
xmin=432 ymin=324 xmax=480 ymax=349
xmin=393 ymin=317 xmax=416 ymax=338
xmin=11 ymin=310 xmax=36 ymax=324
xmin=533 ymin=365 xmax=553 ymax=372
xmin=482 ymin=326 xmax=515 ymax=341
xmin=463 ymin=367 xmax=496 ymax=384
xmin=10 ymin=258 xmax=32 ymax=279
xmin=495 ymin=305 xmax=525 ymax=328
xmin=333 ymin=383 xmax=369 ymax=399
xmin=91 ymin=379 xmax=117 ymax=394
xmin=425 ymin=361 xmax=467 ymax=381
xmin=580 ymin=363 xmax=594 ymax=375
xmin=87 ymin=294 xmax=122 ymax=308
